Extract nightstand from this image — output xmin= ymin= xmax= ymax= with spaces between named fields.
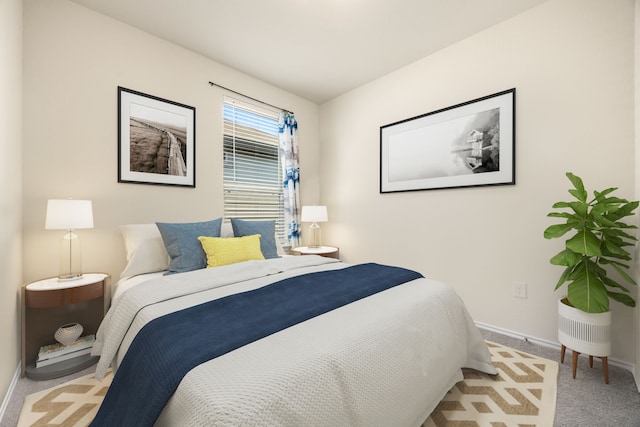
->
xmin=21 ymin=273 xmax=109 ymax=380
xmin=291 ymin=246 xmax=339 ymax=259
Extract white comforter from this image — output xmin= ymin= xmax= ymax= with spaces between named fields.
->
xmin=93 ymin=256 xmax=496 ymax=426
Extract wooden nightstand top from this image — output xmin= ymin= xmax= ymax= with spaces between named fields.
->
xmin=26 ymin=273 xmax=108 ymax=291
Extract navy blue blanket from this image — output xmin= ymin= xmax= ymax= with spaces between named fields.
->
xmin=90 ymin=263 xmax=423 ymax=426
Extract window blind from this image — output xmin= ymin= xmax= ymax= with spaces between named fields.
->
xmin=223 ymin=98 xmax=285 ymax=244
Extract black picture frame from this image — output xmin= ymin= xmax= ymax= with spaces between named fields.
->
xmin=380 ymin=88 xmax=515 ymax=193
xmin=118 ymin=86 xmax=196 ymax=187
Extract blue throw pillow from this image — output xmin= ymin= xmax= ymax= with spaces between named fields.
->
xmin=156 ymin=218 xmax=223 ymax=274
xmin=230 ymin=219 xmax=279 ymax=259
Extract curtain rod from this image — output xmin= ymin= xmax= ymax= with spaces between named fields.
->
xmin=208 ymin=81 xmax=293 ymax=114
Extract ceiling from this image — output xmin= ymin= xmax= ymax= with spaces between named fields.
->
xmin=70 ymin=0 xmax=547 ymax=104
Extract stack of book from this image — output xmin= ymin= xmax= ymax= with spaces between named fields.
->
xmin=36 ymin=334 xmax=95 ymax=368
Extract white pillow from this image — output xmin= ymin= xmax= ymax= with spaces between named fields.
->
xmin=120 ymin=224 xmax=170 ymax=278
xmin=220 ymin=221 xmax=234 ymax=238
xmin=276 ymin=238 xmax=286 ymax=256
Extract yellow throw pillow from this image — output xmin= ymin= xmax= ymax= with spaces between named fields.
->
xmin=198 ymin=234 xmax=265 ymax=267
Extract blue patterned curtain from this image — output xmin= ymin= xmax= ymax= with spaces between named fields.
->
xmin=279 ymin=112 xmax=301 ymax=248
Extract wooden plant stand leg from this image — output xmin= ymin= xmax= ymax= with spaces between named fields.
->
xmin=572 ymin=350 xmax=579 ymax=379
xmin=588 ymin=355 xmax=609 ymax=384
xmin=601 ymin=357 xmax=609 ymax=384
xmin=562 ymin=345 xmax=609 ymax=384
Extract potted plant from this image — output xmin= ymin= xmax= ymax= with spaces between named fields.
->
xmin=544 ymin=172 xmax=638 ymax=373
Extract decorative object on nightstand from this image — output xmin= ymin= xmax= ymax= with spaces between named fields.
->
xmin=291 ymin=245 xmax=339 ymax=259
xmin=301 ymin=205 xmax=328 ymax=248
xmin=22 ymin=273 xmax=109 ymax=380
xmin=54 ymin=322 xmax=83 ymax=346
xmin=45 ymin=198 xmax=94 ymax=281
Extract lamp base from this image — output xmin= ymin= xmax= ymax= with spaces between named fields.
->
xmin=309 ymin=222 xmax=322 ymax=248
xmin=58 ymin=231 xmax=83 ymax=282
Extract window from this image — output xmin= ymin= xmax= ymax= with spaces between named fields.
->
xmin=223 ymin=97 xmax=285 ymax=244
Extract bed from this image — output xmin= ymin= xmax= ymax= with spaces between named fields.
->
xmin=90 ymin=220 xmax=497 ymax=426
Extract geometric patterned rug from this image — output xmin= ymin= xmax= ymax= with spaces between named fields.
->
xmin=17 ymin=341 xmax=557 ymax=427
xmin=17 ymin=370 xmax=113 ymax=427
xmin=423 ymin=341 xmax=558 ymax=427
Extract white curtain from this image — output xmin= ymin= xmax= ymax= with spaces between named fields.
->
xmin=278 ymin=112 xmax=301 ymax=247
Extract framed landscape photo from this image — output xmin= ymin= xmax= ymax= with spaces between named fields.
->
xmin=380 ymin=88 xmax=515 ymax=193
xmin=118 ymin=86 xmax=196 ymax=187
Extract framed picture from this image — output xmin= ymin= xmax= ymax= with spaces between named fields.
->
xmin=380 ymin=88 xmax=515 ymax=193
xmin=118 ymin=86 xmax=196 ymax=187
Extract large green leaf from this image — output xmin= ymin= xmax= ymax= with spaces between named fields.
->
xmin=554 ymin=266 xmax=575 ymax=290
xmin=600 ymin=250 xmax=631 ymax=262
xmin=594 ymin=187 xmax=618 ymax=201
xmin=602 ymin=228 xmax=636 ymax=242
xmin=566 ymin=230 xmax=602 ymax=256
xmin=602 ymin=239 xmax=629 ymax=257
xmin=567 ymin=267 xmax=609 ymax=313
xmin=600 ymin=258 xmax=633 ymax=274
xmin=588 ymin=259 xmax=607 ymax=277
xmin=547 ymin=212 xmax=577 ymax=220
xmin=612 ymin=201 xmax=640 ymax=219
xmin=591 ymin=212 xmax=619 ymax=228
xmin=550 ymin=249 xmax=582 ymax=267
xmin=543 ymin=223 xmax=575 ymax=239
xmin=602 ymin=275 xmax=631 ymax=292
xmin=551 ymin=201 xmax=574 ymax=209
xmin=607 ymin=291 xmax=636 ymax=307
xmin=566 ymin=172 xmax=587 ymax=202
xmin=567 ymin=201 xmax=588 ymax=217
xmin=613 ymin=224 xmax=638 ymax=232
xmin=609 ymin=262 xmax=637 ymax=285
xmin=598 ymin=196 xmax=628 ymax=205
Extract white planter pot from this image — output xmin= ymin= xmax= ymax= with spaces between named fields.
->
xmin=557 ymin=299 xmax=611 ymax=357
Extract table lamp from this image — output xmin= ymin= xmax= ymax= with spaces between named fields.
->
xmin=45 ymin=199 xmax=94 ymax=281
xmin=301 ymin=205 xmax=328 ymax=248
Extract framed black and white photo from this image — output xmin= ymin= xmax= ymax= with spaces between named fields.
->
xmin=380 ymin=88 xmax=515 ymax=193
xmin=118 ymin=86 xmax=196 ymax=187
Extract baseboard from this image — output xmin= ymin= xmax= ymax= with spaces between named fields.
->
xmin=0 ymin=363 xmax=21 ymax=424
xmin=475 ymin=321 xmax=635 ymax=373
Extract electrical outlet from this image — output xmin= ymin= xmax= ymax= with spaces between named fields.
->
xmin=513 ymin=282 xmax=527 ymax=299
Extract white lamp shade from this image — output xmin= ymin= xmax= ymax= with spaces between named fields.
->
xmin=45 ymin=199 xmax=94 ymax=230
xmin=301 ymin=205 xmax=328 ymax=223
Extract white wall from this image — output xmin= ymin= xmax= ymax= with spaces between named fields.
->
xmin=22 ymin=0 xmax=321 ymax=287
xmin=320 ymin=0 xmax=637 ymax=364
xmin=0 ymin=0 xmax=23 ymax=402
